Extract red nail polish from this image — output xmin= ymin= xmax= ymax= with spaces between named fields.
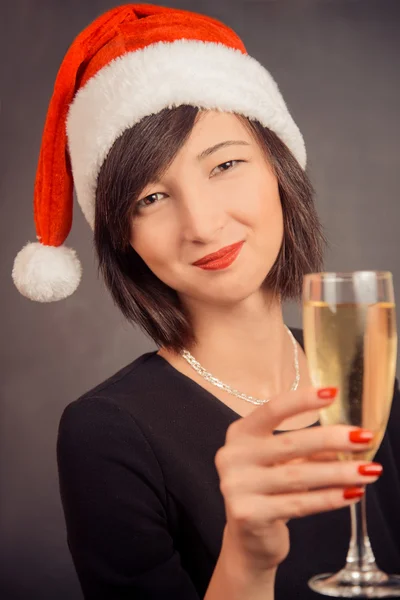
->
xmin=343 ymin=487 xmax=365 ymax=500
xmin=349 ymin=429 xmax=374 ymax=444
xmin=317 ymin=387 xmax=338 ymax=401
xmin=358 ymin=463 xmax=383 ymax=476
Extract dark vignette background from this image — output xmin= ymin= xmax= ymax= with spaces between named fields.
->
xmin=1 ymin=1 xmax=399 ymax=598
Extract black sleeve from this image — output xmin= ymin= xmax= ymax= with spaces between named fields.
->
xmin=57 ymin=396 xmax=201 ymax=600
xmin=386 ymin=378 xmax=400 ymax=477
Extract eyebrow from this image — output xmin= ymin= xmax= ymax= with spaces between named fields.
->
xmin=142 ymin=140 xmax=251 ymax=190
xmin=197 ymin=140 xmax=250 ymax=160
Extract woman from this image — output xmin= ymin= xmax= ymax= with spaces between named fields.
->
xmin=12 ymin=4 xmax=400 ymax=599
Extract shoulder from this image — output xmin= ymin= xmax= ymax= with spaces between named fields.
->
xmin=57 ymin=363 xmax=168 ymax=500
xmin=57 ymin=394 xmax=158 ymax=469
xmin=57 ymin=351 xmax=166 ymax=462
xmin=77 ymin=350 xmax=161 ymax=399
xmin=59 ymin=350 xmax=166 ymax=424
xmin=57 ymin=348 xmax=191 ymax=459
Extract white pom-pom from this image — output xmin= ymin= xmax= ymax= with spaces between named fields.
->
xmin=12 ymin=242 xmax=82 ymax=302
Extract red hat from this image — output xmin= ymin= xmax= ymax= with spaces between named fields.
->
xmin=12 ymin=3 xmax=306 ymax=302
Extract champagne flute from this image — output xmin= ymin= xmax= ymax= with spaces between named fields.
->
xmin=303 ymin=271 xmax=399 ymax=598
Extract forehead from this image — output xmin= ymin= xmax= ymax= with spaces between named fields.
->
xmin=184 ymin=110 xmax=253 ymax=151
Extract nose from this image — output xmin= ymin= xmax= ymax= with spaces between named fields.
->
xmin=179 ymin=187 xmax=227 ymax=243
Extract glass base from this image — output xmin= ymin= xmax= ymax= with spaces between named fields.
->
xmin=309 ymin=570 xmax=400 ymax=598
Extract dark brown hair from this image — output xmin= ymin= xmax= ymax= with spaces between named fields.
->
xmin=95 ymin=105 xmax=325 ymax=352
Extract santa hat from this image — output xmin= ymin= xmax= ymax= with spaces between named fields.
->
xmin=12 ymin=3 xmax=306 ymax=302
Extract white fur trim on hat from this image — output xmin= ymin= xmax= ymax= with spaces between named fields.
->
xmin=66 ymin=39 xmax=306 ymax=230
xmin=12 ymin=242 xmax=82 ymax=302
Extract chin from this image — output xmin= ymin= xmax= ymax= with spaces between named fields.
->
xmin=185 ymin=272 xmax=269 ymax=307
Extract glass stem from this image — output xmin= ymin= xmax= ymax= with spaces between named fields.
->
xmin=345 ymin=493 xmax=377 ymax=574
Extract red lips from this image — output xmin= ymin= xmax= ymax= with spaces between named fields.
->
xmin=192 ymin=241 xmax=244 ymax=268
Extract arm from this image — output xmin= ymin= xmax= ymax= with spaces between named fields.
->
xmin=374 ymin=378 xmax=400 ymax=554
xmin=204 ymin=526 xmax=275 ymax=600
xmin=57 ymin=396 xmax=201 ymax=599
xmin=386 ymin=378 xmax=400 ymax=465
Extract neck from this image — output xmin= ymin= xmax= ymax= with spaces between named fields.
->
xmin=179 ymin=291 xmax=296 ymax=399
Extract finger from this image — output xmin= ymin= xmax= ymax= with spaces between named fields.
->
xmin=222 ymin=462 xmax=381 ymax=496
xmin=232 ymin=386 xmax=336 ymax=438
xmin=278 ymin=453 xmax=338 ymax=464
xmin=218 ymin=425 xmax=374 ymax=469
xmin=267 ymin=425 xmax=374 ymax=464
xmin=305 ymin=451 xmax=341 ymax=463
xmin=228 ymin=486 xmax=364 ymax=526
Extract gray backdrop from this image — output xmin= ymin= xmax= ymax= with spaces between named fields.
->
xmin=1 ymin=1 xmax=399 ymax=598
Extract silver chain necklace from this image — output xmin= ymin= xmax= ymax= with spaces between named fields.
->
xmin=180 ymin=326 xmax=300 ymax=406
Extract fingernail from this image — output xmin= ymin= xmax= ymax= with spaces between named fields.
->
xmin=343 ymin=487 xmax=365 ymax=500
xmin=358 ymin=463 xmax=383 ymax=476
xmin=317 ymin=387 xmax=338 ymax=401
xmin=349 ymin=429 xmax=374 ymax=444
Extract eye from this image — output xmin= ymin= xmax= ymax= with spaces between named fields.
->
xmin=135 ymin=192 xmax=166 ymax=211
xmin=211 ymin=160 xmax=244 ymax=177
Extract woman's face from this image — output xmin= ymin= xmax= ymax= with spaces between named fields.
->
xmin=129 ymin=111 xmax=283 ymax=308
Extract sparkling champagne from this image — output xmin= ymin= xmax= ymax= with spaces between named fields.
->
xmin=304 ymin=301 xmax=397 ymax=461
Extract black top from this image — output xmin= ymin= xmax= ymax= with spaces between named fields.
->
xmin=57 ymin=330 xmax=400 ymax=599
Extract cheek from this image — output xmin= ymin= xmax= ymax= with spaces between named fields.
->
xmin=233 ymin=174 xmax=282 ymax=233
xmin=130 ymin=217 xmax=179 ymax=282
xmin=263 ymin=196 xmax=284 ymax=239
xmin=130 ymin=221 xmax=163 ymax=267
xmin=244 ymin=178 xmax=284 ymax=264
xmin=259 ymin=198 xmax=284 ymax=259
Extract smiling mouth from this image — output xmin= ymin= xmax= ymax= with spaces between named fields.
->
xmin=192 ymin=241 xmax=244 ymax=269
